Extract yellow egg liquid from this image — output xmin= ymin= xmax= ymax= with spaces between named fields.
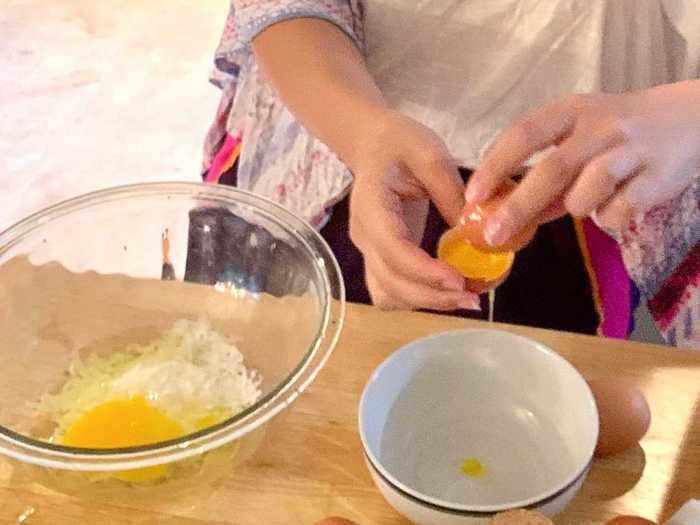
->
xmin=60 ymin=396 xmax=228 ymax=483
xmin=437 ymin=233 xmax=513 ymax=281
xmin=461 ymin=457 xmax=486 ymax=477
xmin=62 ymin=396 xmax=185 ymax=449
xmin=61 ymin=396 xmax=184 ymax=482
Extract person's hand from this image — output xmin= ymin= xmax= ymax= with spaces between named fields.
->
xmin=465 ymin=81 xmax=700 ymax=245
xmin=349 ymin=110 xmax=480 ymax=311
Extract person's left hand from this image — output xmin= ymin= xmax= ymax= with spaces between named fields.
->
xmin=349 ymin=110 xmax=480 ymax=311
xmin=465 ymin=81 xmax=700 ymax=245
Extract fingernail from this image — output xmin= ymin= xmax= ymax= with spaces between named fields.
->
xmin=484 ymin=217 xmax=509 ymax=246
xmin=442 ymin=278 xmax=465 ymax=292
xmin=458 ymin=295 xmax=481 ymax=311
xmin=465 ymin=181 xmax=486 ymax=204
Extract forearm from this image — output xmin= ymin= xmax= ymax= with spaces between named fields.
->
xmin=252 ymin=17 xmax=386 ymax=171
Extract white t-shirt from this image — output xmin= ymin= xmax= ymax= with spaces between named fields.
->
xmin=366 ymin=0 xmax=700 ymax=167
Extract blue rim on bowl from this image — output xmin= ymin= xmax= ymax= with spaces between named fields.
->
xmin=363 ymin=451 xmax=593 ymax=517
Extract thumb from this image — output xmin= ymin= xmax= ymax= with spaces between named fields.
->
xmin=407 ymin=148 xmax=465 ymax=227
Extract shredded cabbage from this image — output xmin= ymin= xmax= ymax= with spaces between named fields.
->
xmin=38 ymin=319 xmax=262 ymax=442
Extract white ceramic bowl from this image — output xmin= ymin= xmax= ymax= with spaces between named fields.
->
xmin=359 ymin=329 xmax=598 ymax=524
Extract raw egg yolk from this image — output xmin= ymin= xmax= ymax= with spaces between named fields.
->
xmin=62 ymin=396 xmax=184 ymax=448
xmin=461 ymin=458 xmax=486 ymax=477
xmin=61 ymin=396 xmax=185 ymax=482
xmin=438 ymin=233 xmax=513 ymax=281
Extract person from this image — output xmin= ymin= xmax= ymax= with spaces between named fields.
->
xmin=200 ymin=1 xmax=699 ymax=345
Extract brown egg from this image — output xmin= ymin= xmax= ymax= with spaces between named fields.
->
xmin=313 ymin=518 xmax=359 ymax=525
xmin=588 ymin=379 xmax=651 ymax=458
xmin=606 ymin=516 xmax=657 ymax=525
xmin=458 ymin=180 xmax=538 ymax=254
xmin=491 ymin=509 xmax=553 ymax=524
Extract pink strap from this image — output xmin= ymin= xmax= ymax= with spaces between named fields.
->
xmin=582 ymin=219 xmax=632 ymax=339
xmin=205 ymin=134 xmax=240 ymax=184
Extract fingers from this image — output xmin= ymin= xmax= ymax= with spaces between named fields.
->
xmin=406 ymin=151 xmax=465 ymax=226
xmin=466 ymin=97 xmax=578 ymax=204
xmin=594 ymin=190 xmax=634 ymax=232
xmin=364 ymin=270 xmax=411 ymax=311
xmin=350 ymin=182 xmax=465 ymax=291
xmin=482 ymin=130 xmax=621 ymax=246
xmin=564 ymin=146 xmax=644 ymax=217
xmin=624 ymin=164 xmax=693 ymax=208
xmin=350 ymin=174 xmax=480 ymax=312
xmin=593 ymin=163 xmax=689 ymax=233
xmin=364 ymin=253 xmax=480 ymax=311
xmin=538 ymin=200 xmax=568 ymax=224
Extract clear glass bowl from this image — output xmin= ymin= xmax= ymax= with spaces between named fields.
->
xmin=0 ymin=183 xmax=344 ymax=505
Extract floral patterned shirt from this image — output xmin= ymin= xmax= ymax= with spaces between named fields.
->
xmin=203 ymin=0 xmax=365 ymax=228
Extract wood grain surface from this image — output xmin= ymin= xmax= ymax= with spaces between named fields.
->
xmin=1 ymin=304 xmax=698 ymax=525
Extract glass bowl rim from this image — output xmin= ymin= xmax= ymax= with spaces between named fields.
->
xmin=0 ymin=182 xmax=345 ymax=471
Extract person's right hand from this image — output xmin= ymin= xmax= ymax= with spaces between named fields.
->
xmin=348 ymin=110 xmax=480 ymax=311
xmin=466 ymin=81 xmax=700 ymax=244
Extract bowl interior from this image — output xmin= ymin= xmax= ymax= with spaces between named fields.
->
xmin=360 ymin=329 xmax=597 ymax=512
xmin=0 ymin=183 xmax=343 ymax=469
